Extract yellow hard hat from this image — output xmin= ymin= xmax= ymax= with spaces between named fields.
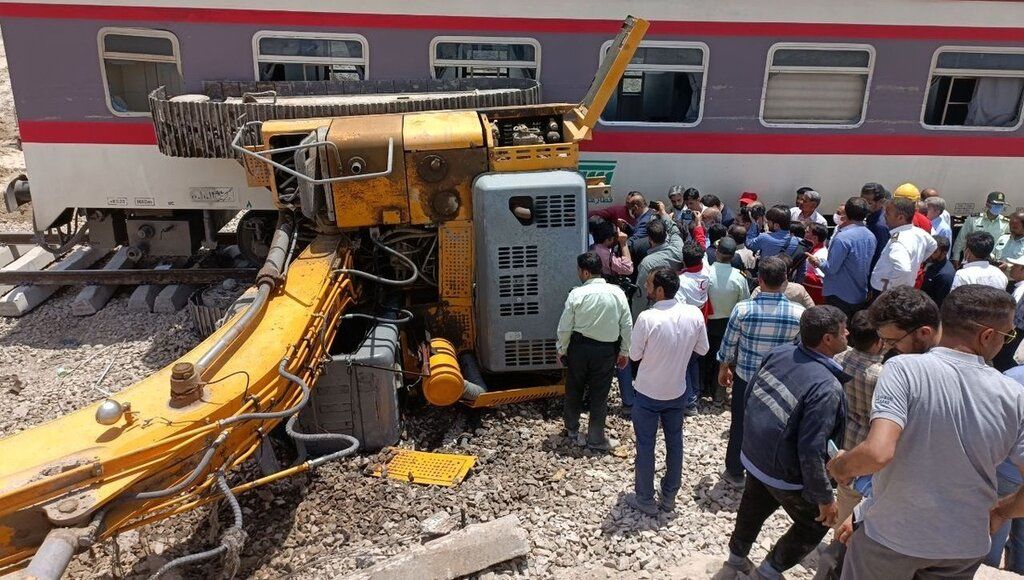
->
xmin=893 ymin=183 xmax=920 ymax=200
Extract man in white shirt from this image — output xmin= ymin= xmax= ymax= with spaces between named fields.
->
xmin=790 ymin=189 xmax=829 ymax=227
xmin=1010 ymin=256 xmax=1024 ymax=304
xmin=871 ymin=198 xmax=938 ymax=293
xmin=952 ymin=231 xmax=1008 ymax=291
xmin=677 ymin=241 xmax=711 ymax=416
xmin=626 ymin=267 xmax=709 ymax=516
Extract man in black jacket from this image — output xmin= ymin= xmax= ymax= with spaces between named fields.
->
xmin=714 ymin=306 xmax=849 ymax=580
xmin=922 ymin=235 xmax=955 ymax=307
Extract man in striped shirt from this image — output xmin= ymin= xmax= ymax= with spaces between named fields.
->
xmin=833 ymin=311 xmax=884 ymax=526
xmin=717 ymin=257 xmax=806 ymax=487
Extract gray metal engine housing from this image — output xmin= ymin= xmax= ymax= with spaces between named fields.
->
xmin=472 ymin=170 xmax=587 ymax=372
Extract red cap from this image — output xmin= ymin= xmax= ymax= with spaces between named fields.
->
xmin=739 ymin=192 xmax=758 ymax=206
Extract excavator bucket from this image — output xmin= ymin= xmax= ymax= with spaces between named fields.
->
xmin=565 ymin=15 xmax=650 ymax=141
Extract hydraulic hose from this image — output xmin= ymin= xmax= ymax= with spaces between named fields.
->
xmin=150 ymin=473 xmax=243 ymax=580
xmin=128 ymin=433 xmax=228 ymax=501
xmin=194 ymin=212 xmax=294 ymax=382
xmin=339 ymin=309 xmax=414 ymax=325
xmin=334 ymin=237 xmax=418 ymax=286
xmin=218 ymin=358 xmax=309 ymax=427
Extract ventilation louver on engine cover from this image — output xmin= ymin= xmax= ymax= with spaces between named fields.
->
xmin=534 ymin=194 xmax=578 ymax=228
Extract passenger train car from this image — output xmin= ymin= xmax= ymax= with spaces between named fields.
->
xmin=1 ymin=0 xmax=1023 ymax=247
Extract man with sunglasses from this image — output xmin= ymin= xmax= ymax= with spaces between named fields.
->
xmin=828 ymin=285 xmax=1024 ymax=579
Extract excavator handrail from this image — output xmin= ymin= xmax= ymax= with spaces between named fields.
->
xmin=230 ymin=120 xmax=395 ymax=185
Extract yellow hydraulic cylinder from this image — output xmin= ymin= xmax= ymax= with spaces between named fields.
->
xmin=422 ymin=339 xmax=466 ymax=406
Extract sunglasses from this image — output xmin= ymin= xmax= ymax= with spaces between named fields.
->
xmin=969 ymin=321 xmax=1018 ymax=344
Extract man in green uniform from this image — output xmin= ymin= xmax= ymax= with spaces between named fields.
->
xmin=953 ymin=191 xmax=1010 ymax=267
xmin=995 ymin=210 xmax=1024 ymax=265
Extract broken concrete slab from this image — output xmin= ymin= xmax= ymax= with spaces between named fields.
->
xmin=0 ymin=246 xmax=106 ymax=317
xmin=0 ymin=246 xmax=56 ymax=296
xmin=153 ymin=283 xmax=198 ymax=314
xmin=128 ymin=263 xmax=172 ymax=312
xmin=71 ymin=247 xmax=137 ymax=316
xmin=340 ymin=514 xmax=529 ymax=580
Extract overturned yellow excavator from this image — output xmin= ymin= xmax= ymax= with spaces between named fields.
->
xmin=0 ymin=16 xmax=648 ymax=579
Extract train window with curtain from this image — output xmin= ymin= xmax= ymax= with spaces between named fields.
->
xmin=922 ymin=47 xmax=1024 ymax=130
xmin=599 ymin=41 xmax=708 ymax=126
xmin=430 ymin=37 xmax=540 ymax=80
xmin=253 ymin=32 xmax=368 ymax=82
xmin=760 ymin=43 xmax=874 ymax=128
xmin=99 ymin=28 xmax=183 ymax=116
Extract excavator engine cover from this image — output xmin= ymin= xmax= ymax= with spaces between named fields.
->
xmin=472 ymin=170 xmax=588 ymax=372
xmin=326 ymin=115 xmax=408 ymax=228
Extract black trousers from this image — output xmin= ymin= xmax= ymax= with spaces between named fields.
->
xmin=729 ymin=474 xmax=831 ymax=573
xmin=702 ymin=318 xmax=729 ymax=396
xmin=825 ymin=294 xmax=865 ymax=320
xmin=563 ymin=333 xmax=617 ymax=438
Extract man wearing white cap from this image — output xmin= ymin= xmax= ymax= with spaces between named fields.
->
xmin=953 ymin=191 xmax=1010 ymax=267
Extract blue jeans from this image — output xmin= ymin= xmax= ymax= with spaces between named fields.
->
xmin=987 ymin=474 xmax=1024 ymax=572
xmin=618 ymin=365 xmax=635 ymax=407
xmin=632 ymin=390 xmax=685 ymax=503
xmin=684 ymin=355 xmax=700 ymax=410
xmin=725 ymin=376 xmax=749 ymax=476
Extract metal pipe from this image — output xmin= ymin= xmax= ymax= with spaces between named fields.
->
xmin=194 ymin=212 xmax=293 ymax=381
xmin=231 ymin=121 xmax=395 ymax=186
xmin=0 ymin=268 xmax=257 ymax=286
xmin=21 ymin=528 xmax=81 ymax=580
xmin=202 ymin=210 xmax=218 ymax=250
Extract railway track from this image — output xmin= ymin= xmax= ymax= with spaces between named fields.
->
xmin=0 ymin=232 xmax=255 ymax=318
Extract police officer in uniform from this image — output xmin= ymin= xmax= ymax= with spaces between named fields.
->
xmin=953 ymin=191 xmax=1010 ymax=267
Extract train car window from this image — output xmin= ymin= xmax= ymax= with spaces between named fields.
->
xmin=922 ymin=47 xmax=1024 ymax=131
xmin=253 ymin=32 xmax=368 ymax=82
xmin=98 ymin=28 xmax=183 ymax=117
xmin=760 ymin=43 xmax=874 ymax=128
xmin=598 ymin=41 xmax=708 ymax=127
xmin=430 ymin=37 xmax=540 ymax=80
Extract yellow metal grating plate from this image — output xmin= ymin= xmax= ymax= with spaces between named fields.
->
xmin=373 ymin=448 xmax=476 ymax=487
xmin=468 ymin=384 xmax=565 ymax=408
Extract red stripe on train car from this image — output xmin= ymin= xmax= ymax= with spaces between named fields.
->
xmin=582 ymin=131 xmax=1024 ymax=157
xmin=20 ymin=120 xmax=157 ymax=145
xmin=0 ymin=3 xmax=1022 ymax=40
xmin=18 ymin=120 xmax=1024 ymax=157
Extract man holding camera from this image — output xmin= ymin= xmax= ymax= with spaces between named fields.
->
xmin=745 ymin=206 xmax=802 ymax=259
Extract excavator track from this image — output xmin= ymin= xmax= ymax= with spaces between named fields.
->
xmin=0 ymin=232 xmax=356 ymax=573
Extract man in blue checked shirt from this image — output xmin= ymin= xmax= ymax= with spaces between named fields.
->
xmin=717 ymin=257 xmax=806 ymax=488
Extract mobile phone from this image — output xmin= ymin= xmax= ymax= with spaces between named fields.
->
xmin=649 ymin=200 xmax=659 ymax=210
xmin=827 ymin=439 xmax=840 ymax=459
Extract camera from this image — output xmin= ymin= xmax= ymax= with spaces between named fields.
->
xmin=750 ymin=205 xmax=766 ymax=221
xmin=649 ymin=200 xmax=660 ymax=210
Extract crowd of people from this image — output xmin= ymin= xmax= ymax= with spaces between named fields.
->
xmin=554 ymin=183 xmax=1024 ymax=579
